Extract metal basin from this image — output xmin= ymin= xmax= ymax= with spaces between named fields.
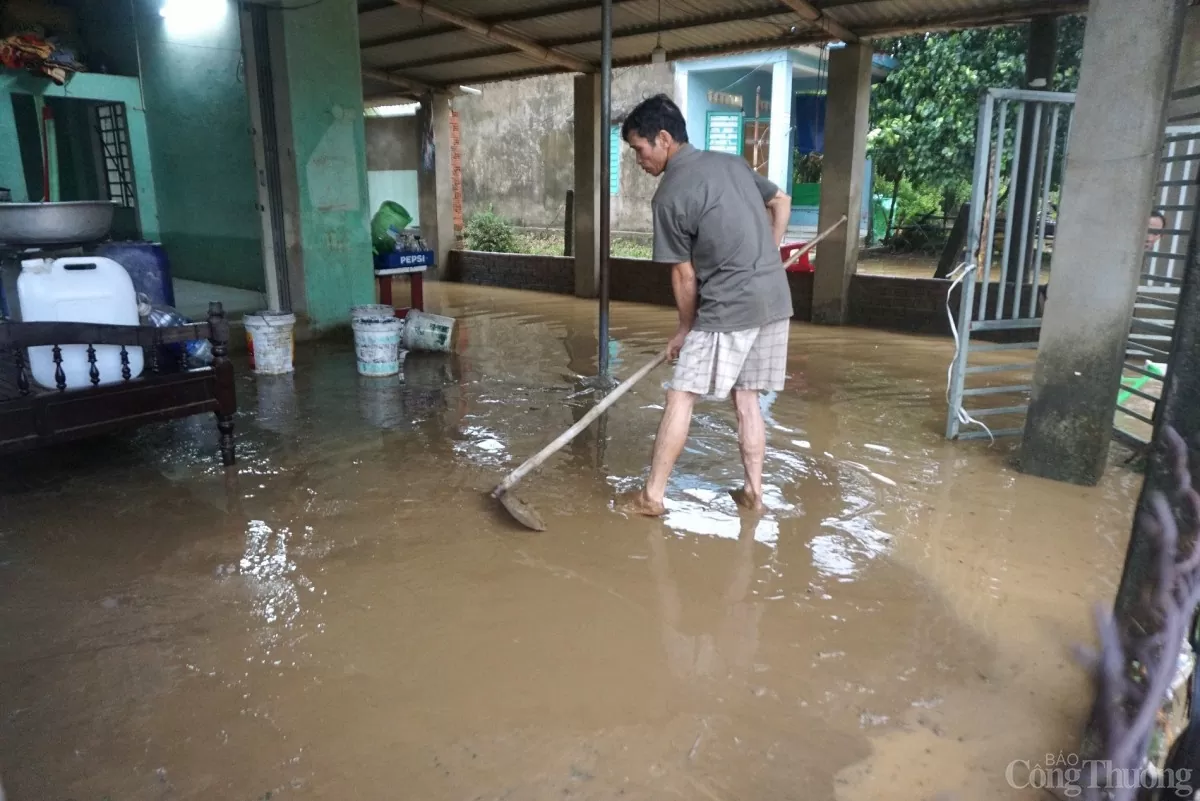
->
xmin=0 ymin=201 xmax=118 ymax=246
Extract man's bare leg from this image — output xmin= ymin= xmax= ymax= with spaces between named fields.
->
xmin=625 ymin=389 xmax=696 ymax=516
xmin=730 ymin=389 xmax=765 ymax=511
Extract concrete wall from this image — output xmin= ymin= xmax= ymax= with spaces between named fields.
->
xmin=446 ymin=250 xmax=959 ymax=336
xmin=453 ymin=64 xmax=672 ymax=235
xmin=123 ymin=0 xmax=264 ymax=291
xmin=1173 ymin=4 xmax=1200 ymax=120
xmin=364 ymin=115 xmax=420 ymax=226
xmin=276 ymin=0 xmax=374 ymax=331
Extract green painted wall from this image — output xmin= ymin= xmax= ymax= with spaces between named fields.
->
xmin=77 ymin=0 xmax=264 ymax=291
xmin=278 ymin=1 xmax=373 ymax=330
xmin=1 ymin=71 xmax=161 ymax=238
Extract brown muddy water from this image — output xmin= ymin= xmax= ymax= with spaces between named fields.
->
xmin=0 ymin=284 xmax=1141 ymax=800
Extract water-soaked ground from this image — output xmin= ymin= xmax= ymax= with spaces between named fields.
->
xmin=0 ymin=284 xmax=1140 ymax=800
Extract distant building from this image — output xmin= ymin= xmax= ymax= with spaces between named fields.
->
xmin=365 ymin=46 xmax=895 ymax=237
xmin=674 ymin=45 xmax=895 ymax=232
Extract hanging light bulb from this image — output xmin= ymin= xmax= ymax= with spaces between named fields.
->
xmin=651 ymin=0 xmax=667 ymax=64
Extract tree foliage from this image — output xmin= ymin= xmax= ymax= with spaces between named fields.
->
xmin=868 ymin=16 xmax=1086 ymax=200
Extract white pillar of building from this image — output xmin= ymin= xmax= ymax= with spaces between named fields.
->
xmin=674 ymin=65 xmax=689 ymax=127
xmin=769 ymin=59 xmax=793 ymax=195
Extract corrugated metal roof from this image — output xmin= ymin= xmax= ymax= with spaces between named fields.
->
xmin=359 ymin=0 xmax=1087 ymax=94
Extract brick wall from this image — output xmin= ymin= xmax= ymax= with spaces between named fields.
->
xmin=445 ymin=250 xmax=962 ymax=336
xmin=447 ymin=250 xmax=575 ymax=295
xmin=450 ymin=111 xmax=463 ymax=231
xmin=849 ymin=275 xmax=955 ymax=335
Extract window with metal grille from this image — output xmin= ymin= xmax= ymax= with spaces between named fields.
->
xmin=95 ymin=103 xmax=136 ymax=208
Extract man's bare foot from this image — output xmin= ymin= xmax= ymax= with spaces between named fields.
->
xmin=619 ymin=490 xmax=667 ymax=517
xmin=730 ymin=487 xmax=764 ymax=512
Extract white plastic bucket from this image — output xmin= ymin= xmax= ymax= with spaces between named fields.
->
xmin=353 ymin=316 xmax=405 ymax=377
xmin=402 ymin=310 xmax=456 ymax=353
xmin=244 ymin=311 xmax=296 ymax=375
xmin=351 ymin=304 xmax=396 ymax=322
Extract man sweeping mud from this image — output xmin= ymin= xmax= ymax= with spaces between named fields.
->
xmin=619 ymin=94 xmax=793 ymax=516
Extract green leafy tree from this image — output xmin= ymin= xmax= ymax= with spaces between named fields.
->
xmin=868 ymin=17 xmax=1085 ymax=237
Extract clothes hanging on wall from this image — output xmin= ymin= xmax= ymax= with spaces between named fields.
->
xmin=0 ymin=32 xmax=85 ymax=85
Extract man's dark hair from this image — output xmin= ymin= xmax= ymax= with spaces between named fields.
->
xmin=620 ymin=94 xmax=688 ymax=145
xmin=1151 ymin=210 xmax=1166 ymax=225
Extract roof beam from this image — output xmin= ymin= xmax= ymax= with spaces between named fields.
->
xmin=361 ymin=0 xmax=638 ymax=49
xmin=443 ymin=31 xmax=824 ymax=87
xmin=365 ymin=93 xmax=422 ymax=107
xmin=777 ymin=0 xmax=859 ymax=43
xmin=433 ymin=3 xmax=1089 ymax=88
xmin=373 ymin=7 xmax=791 ymax=72
xmin=383 ymin=0 xmax=592 ymax=73
xmin=362 ymin=66 xmax=436 ymax=96
xmin=866 ymin=3 xmax=1088 ymax=38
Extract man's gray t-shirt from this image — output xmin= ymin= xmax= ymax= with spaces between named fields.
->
xmin=651 ymin=144 xmax=794 ymax=333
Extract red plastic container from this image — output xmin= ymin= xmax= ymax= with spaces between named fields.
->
xmin=780 ymin=241 xmax=813 ymax=273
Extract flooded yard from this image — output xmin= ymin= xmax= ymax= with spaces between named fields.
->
xmin=0 ymin=283 xmax=1139 ymax=800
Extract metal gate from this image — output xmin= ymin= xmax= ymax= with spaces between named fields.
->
xmin=1113 ymin=124 xmax=1200 ymax=448
xmin=946 ymin=88 xmax=1077 ymax=440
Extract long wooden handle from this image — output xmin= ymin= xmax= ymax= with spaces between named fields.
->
xmin=493 ymin=351 xmax=669 ymax=497
xmin=782 ymin=215 xmax=848 ymax=268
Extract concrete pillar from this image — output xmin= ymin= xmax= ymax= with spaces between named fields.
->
xmin=268 ymin=0 xmax=374 ymax=332
xmin=1020 ymin=0 xmax=1188 ymax=485
xmin=417 ymin=92 xmax=456 ymax=278
xmin=811 ymin=43 xmax=872 ymax=325
xmin=768 ymin=59 xmax=793 ymax=195
xmin=574 ymin=73 xmax=601 ymax=299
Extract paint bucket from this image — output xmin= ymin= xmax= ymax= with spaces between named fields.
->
xmin=401 ymin=309 xmax=456 ymax=353
xmin=351 ymin=304 xmax=397 ymax=322
xmin=244 ymin=311 xmax=296 ymax=375
xmin=352 ymin=315 xmax=405 ymax=377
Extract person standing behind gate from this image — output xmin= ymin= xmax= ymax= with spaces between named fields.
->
xmin=618 ymin=94 xmax=794 ymax=516
xmin=1038 ymin=210 xmax=1167 ymax=313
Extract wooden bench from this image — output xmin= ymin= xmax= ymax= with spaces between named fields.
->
xmin=0 ymin=301 xmax=237 ymax=465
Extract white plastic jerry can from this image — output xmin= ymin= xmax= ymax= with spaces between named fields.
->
xmin=16 ymin=257 xmax=146 ymax=390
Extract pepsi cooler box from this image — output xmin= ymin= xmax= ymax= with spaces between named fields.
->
xmin=375 ymin=250 xmax=434 ymax=273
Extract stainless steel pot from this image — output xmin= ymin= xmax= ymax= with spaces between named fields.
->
xmin=0 ymin=201 xmax=118 ymax=246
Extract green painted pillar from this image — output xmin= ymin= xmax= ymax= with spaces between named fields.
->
xmin=125 ymin=104 xmax=161 ymax=241
xmin=273 ymin=0 xmax=373 ymax=332
xmin=0 ymin=94 xmax=29 ymax=201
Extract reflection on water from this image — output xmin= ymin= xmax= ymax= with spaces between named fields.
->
xmin=237 ymin=520 xmax=305 ymax=628
xmin=649 ymin=517 xmax=762 ymax=685
xmin=0 ymin=284 xmax=1144 ymax=801
xmin=255 ymin=373 xmax=298 ymax=435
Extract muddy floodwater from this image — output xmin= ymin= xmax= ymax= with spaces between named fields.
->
xmin=0 ymin=284 xmax=1140 ymax=800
